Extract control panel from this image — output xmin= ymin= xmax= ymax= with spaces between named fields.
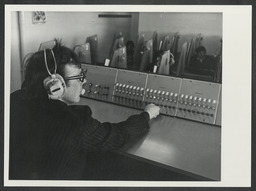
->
xmin=81 ymin=64 xmax=117 ymax=102
xmin=145 ymin=74 xmax=181 ymax=116
xmin=176 ymin=79 xmax=221 ymax=124
xmin=113 ymin=70 xmax=147 ymax=109
xmin=80 ymin=64 xmax=221 ymax=126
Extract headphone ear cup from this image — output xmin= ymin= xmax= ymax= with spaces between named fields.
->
xmin=43 ymin=74 xmax=66 ymax=100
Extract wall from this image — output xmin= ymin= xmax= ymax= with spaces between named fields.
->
xmin=10 ymin=12 xmax=22 ymax=92
xmin=20 ymin=12 xmax=136 ymax=59
xmin=138 ymin=12 xmax=222 ymax=55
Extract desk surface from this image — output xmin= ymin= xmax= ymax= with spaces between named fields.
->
xmin=78 ymin=98 xmax=221 ymax=180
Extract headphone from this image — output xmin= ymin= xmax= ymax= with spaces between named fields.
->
xmin=43 ymin=49 xmax=66 ymax=100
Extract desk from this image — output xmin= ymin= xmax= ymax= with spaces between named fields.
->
xmin=78 ymin=98 xmax=221 ymax=180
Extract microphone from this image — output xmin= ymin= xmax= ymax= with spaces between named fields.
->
xmin=81 ymin=89 xmax=86 ymax=95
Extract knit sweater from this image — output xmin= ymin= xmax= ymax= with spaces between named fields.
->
xmin=9 ymin=90 xmax=150 ymax=180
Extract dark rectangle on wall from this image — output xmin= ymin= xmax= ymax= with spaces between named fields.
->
xmin=98 ymin=14 xmax=132 ymax=18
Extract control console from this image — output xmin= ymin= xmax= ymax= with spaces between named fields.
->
xmin=80 ymin=64 xmax=221 ymax=125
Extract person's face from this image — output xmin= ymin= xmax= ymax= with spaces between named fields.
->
xmin=197 ymin=51 xmax=206 ymax=60
xmin=61 ymin=64 xmax=86 ymax=104
xmin=127 ymin=44 xmax=134 ymax=52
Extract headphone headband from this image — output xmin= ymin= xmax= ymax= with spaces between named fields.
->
xmin=44 ymin=49 xmax=57 ymax=75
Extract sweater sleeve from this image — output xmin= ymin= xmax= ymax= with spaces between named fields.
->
xmin=68 ymin=105 xmax=150 ymax=152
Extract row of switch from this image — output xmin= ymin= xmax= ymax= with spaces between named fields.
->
xmin=114 ymin=85 xmax=218 ymax=110
xmin=179 ymin=94 xmax=217 ymax=109
xmin=85 ymin=83 xmax=217 ymax=112
xmin=86 ymin=83 xmax=217 ymax=115
xmin=145 ymin=89 xmax=179 ymax=102
xmin=114 ymin=83 xmax=144 ymax=97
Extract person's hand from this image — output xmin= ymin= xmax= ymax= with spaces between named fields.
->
xmin=144 ymin=103 xmax=160 ymax=119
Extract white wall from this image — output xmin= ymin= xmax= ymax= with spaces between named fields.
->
xmin=19 ymin=11 xmax=134 ymax=60
xmin=138 ymin=12 xmax=222 ymax=54
xmin=11 ymin=12 xmax=22 ymax=92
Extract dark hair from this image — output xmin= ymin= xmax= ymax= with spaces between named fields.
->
xmin=195 ymin=46 xmax=207 ymax=54
xmin=126 ymin=40 xmax=134 ymax=47
xmin=21 ymin=39 xmax=80 ymax=100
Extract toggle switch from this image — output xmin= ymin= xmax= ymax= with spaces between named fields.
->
xmin=161 ymin=91 xmax=165 ymax=101
xmin=126 ymin=85 xmax=130 ymax=94
xmin=188 ymin=95 xmax=193 ymax=105
xmin=149 ymin=89 xmax=153 ymax=99
xmin=197 ymin=97 xmax=202 ymax=107
xmin=157 ymin=90 xmax=161 ymax=100
xmin=212 ymin=100 xmax=217 ymax=110
xmin=115 ymin=83 xmax=119 ymax=92
xmin=133 ymin=86 xmax=137 ymax=95
xmin=153 ymin=90 xmax=157 ymax=99
xmin=165 ymin=92 xmax=169 ymax=101
xmin=140 ymin=87 xmax=144 ymax=97
xmin=180 ymin=94 xmax=184 ymax=104
xmin=145 ymin=88 xmax=150 ymax=98
xmin=118 ymin=83 xmax=123 ymax=93
xmin=184 ymin=95 xmax=189 ymax=105
xmin=129 ymin=86 xmax=133 ymax=95
xmin=173 ymin=93 xmax=178 ymax=103
xmin=169 ymin=92 xmax=173 ymax=102
xmin=202 ymin=98 xmax=207 ymax=108
xmin=136 ymin=87 xmax=140 ymax=96
xmin=122 ymin=84 xmax=126 ymax=94
xmin=193 ymin=96 xmax=198 ymax=106
xmin=207 ymin=99 xmax=212 ymax=109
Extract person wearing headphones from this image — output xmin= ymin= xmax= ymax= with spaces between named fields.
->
xmin=9 ymin=40 xmax=160 ymax=180
xmin=188 ymin=46 xmax=217 ymax=76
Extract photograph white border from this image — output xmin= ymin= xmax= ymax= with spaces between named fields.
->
xmin=4 ymin=4 xmax=252 ymax=187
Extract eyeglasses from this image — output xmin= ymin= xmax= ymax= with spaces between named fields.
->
xmin=64 ymin=71 xmax=86 ymax=82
